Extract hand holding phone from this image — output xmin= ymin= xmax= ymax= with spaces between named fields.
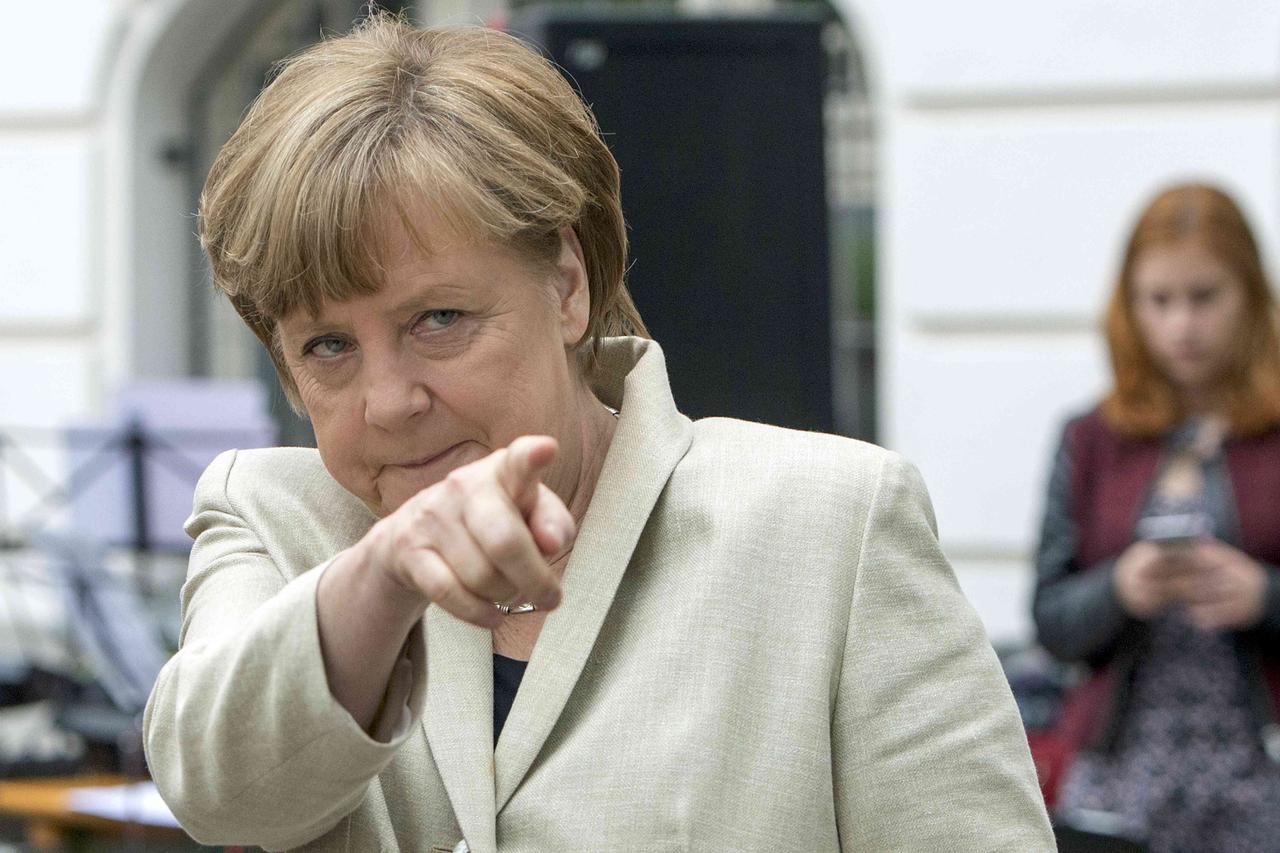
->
xmin=1179 ymin=539 xmax=1268 ymax=631
xmin=1113 ymin=539 xmax=1197 ymax=619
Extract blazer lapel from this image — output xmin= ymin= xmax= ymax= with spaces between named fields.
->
xmin=423 ymin=608 xmax=498 ymax=853
xmin=494 ymin=338 xmax=694 ymax=810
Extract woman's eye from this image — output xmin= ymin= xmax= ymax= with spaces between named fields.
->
xmin=416 ymin=310 xmax=461 ymax=332
xmin=305 ymin=337 xmax=350 ymax=359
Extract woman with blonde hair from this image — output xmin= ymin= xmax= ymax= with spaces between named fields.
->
xmin=1034 ymin=183 xmax=1280 ymax=850
xmin=143 ymin=13 xmax=1052 ymax=852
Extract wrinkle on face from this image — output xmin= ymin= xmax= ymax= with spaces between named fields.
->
xmin=274 ymin=208 xmax=602 ymax=518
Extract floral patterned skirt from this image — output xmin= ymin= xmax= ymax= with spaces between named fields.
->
xmin=1057 ymin=613 xmax=1280 ymax=853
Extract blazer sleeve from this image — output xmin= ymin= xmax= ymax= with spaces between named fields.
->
xmin=831 ymin=453 xmax=1055 ymax=852
xmin=1258 ymin=565 xmax=1280 ymax=636
xmin=142 ymin=450 xmax=426 ymax=851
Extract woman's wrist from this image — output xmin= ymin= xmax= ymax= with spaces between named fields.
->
xmin=316 ymin=538 xmax=428 ymax=733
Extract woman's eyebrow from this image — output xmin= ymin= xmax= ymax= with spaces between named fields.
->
xmin=280 ymin=281 xmax=479 ymax=339
xmin=379 ymin=282 xmax=475 ymax=320
xmin=279 ymin=314 xmax=346 ymax=342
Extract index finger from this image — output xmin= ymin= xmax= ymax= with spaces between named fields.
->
xmin=496 ymin=435 xmax=559 ymax=516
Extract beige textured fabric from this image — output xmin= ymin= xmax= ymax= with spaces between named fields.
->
xmin=143 ymin=337 xmax=1054 ymax=852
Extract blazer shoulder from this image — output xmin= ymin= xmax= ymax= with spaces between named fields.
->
xmin=691 ymin=416 xmax=895 ymax=468
xmin=686 ymin=417 xmax=901 ymax=509
xmin=191 ymin=446 xmax=372 ymax=533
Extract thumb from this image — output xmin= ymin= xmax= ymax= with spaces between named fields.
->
xmin=498 ymin=435 xmax=559 ymax=516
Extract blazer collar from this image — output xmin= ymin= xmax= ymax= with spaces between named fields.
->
xmin=422 ymin=610 xmax=498 ymax=852
xmin=421 ymin=337 xmax=694 ymax=845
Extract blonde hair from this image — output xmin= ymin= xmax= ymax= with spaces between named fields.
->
xmin=199 ymin=12 xmax=647 ymax=410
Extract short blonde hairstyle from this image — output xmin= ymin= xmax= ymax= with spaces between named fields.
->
xmin=199 ymin=12 xmax=647 ymax=411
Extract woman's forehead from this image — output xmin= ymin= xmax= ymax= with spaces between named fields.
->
xmin=278 ymin=235 xmax=539 ymax=331
xmin=1133 ymin=241 xmax=1235 ymax=286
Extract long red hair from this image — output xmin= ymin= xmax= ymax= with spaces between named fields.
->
xmin=1101 ymin=183 xmax=1280 ymax=437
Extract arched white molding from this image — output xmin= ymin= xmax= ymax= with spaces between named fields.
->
xmin=821 ymin=0 xmax=896 ymax=446
xmin=99 ymin=0 xmax=272 ymax=396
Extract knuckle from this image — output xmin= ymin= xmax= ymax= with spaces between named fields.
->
xmin=429 ymin=582 xmax=454 ymax=607
xmin=415 ymin=564 xmax=451 ymax=604
xmin=458 ymin=561 xmax=499 ymax=593
xmin=427 ymin=581 xmax=454 ymax=607
xmin=444 ymin=468 xmax=479 ymax=498
xmin=487 ymin=529 xmax=526 ymax=564
xmin=390 ymin=525 xmax=416 ymax=554
xmin=417 ymin=492 xmax=451 ymax=524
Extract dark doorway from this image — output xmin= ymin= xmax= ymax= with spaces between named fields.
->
xmin=511 ymin=9 xmax=836 ymax=432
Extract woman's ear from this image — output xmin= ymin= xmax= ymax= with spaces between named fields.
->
xmin=554 ymin=226 xmax=590 ymax=345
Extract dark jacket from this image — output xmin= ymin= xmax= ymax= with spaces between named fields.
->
xmin=1033 ymin=408 xmax=1280 ymax=765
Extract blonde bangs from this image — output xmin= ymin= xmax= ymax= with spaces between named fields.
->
xmin=202 ymin=35 xmax=586 ymax=326
xmin=377 ymin=118 xmax=585 ymax=266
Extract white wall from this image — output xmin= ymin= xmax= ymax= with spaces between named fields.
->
xmin=0 ymin=0 xmax=130 ymax=534
xmin=102 ymin=0 xmax=267 ymax=389
xmin=0 ymin=1 xmax=122 ymax=421
xmin=854 ymin=0 xmax=1280 ymax=644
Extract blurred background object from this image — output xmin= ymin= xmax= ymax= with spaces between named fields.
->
xmin=65 ymin=380 xmax=274 ymax=552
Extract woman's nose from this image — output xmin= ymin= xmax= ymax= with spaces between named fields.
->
xmin=1167 ymin=300 xmax=1197 ymax=336
xmin=362 ymin=356 xmax=430 ymax=429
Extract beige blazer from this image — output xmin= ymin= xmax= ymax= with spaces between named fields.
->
xmin=143 ymin=337 xmax=1053 ymax=852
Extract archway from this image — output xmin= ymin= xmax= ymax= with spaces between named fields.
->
xmin=103 ymin=0 xmax=404 ymax=444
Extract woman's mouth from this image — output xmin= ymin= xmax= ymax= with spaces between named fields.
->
xmin=392 ymin=442 xmax=467 ymax=470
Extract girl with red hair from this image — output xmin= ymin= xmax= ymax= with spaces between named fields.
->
xmin=1034 ymin=183 xmax=1280 ymax=851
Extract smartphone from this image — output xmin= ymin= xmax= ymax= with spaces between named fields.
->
xmin=1135 ymin=512 xmax=1207 ymax=546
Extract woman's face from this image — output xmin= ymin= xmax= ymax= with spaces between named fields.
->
xmin=276 ymin=211 xmax=591 ymax=517
xmin=1130 ymin=240 xmax=1247 ymax=396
